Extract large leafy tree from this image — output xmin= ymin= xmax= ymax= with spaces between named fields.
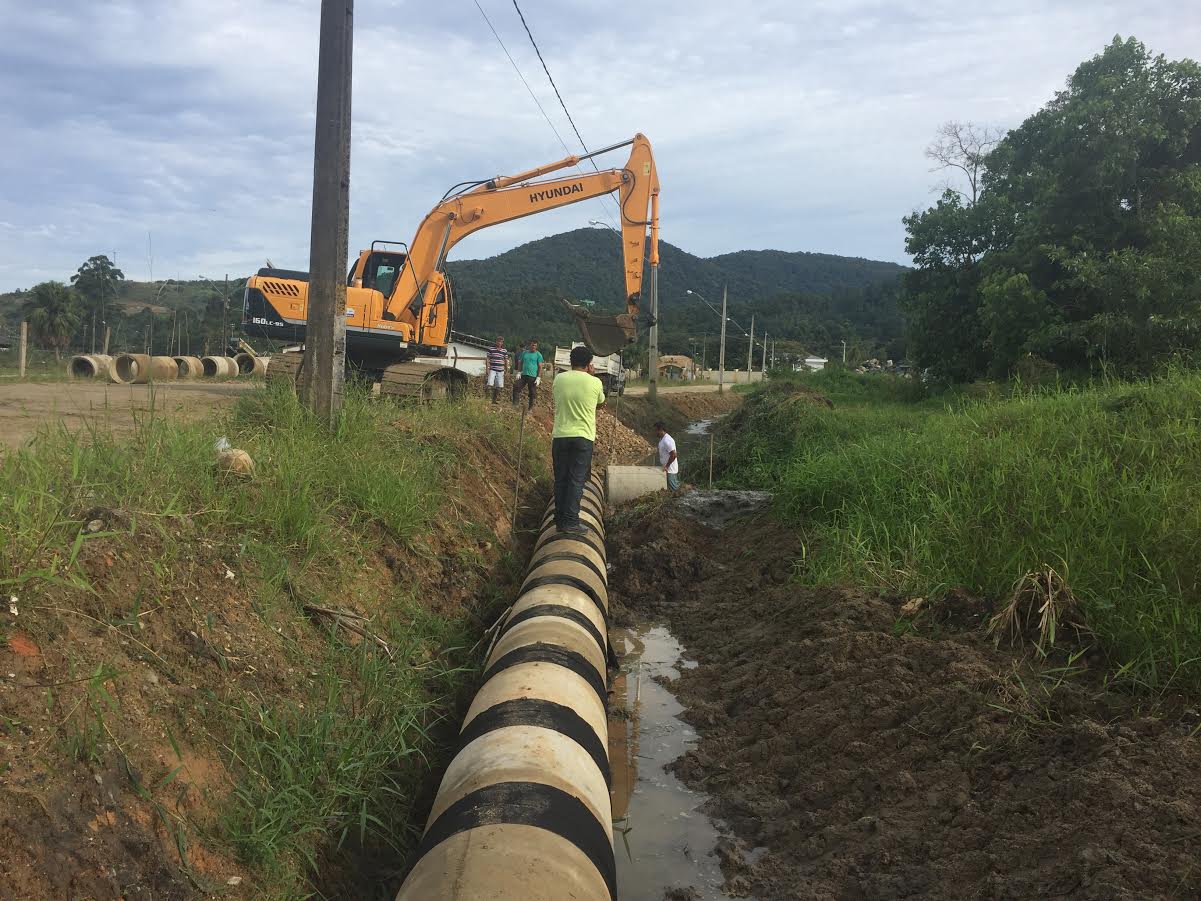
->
xmin=70 ymin=255 xmax=125 ymax=337
xmin=24 ymin=281 xmax=82 ymax=360
xmin=903 ymin=37 xmax=1201 ymax=379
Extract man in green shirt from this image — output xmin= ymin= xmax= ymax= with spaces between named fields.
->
xmin=511 ymin=339 xmax=544 ymax=410
xmin=551 ymin=344 xmax=606 ymax=535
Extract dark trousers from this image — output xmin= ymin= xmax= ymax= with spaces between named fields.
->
xmin=552 ymin=437 xmax=594 ymax=530
xmin=512 ymin=375 xmax=537 ymax=409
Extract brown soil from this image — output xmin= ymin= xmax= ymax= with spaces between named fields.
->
xmin=0 ymin=403 xmax=554 ymax=899
xmin=607 ymin=499 xmax=1201 ymax=901
xmin=0 ymin=380 xmax=254 ymax=450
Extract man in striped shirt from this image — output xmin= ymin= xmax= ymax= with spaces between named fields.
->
xmin=485 ymin=336 xmax=508 ymax=404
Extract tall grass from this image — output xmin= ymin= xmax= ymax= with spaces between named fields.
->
xmin=0 ymin=385 xmax=540 ymax=893
xmin=718 ymin=368 xmax=1201 ymax=693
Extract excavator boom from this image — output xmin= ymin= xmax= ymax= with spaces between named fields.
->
xmin=380 ymin=133 xmax=659 ymax=354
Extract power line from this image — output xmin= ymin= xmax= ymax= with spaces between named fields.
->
xmin=508 ymin=0 xmax=621 ymax=225
xmin=470 ymin=0 xmax=620 ymax=229
xmin=511 ymin=2 xmax=594 ymax=166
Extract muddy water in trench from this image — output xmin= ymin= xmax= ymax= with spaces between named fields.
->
xmin=608 ymin=624 xmax=738 ymax=901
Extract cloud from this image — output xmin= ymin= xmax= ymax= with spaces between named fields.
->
xmin=0 ymin=0 xmax=1196 ymax=290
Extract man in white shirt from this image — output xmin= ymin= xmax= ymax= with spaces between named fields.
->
xmin=654 ymin=421 xmax=680 ymax=491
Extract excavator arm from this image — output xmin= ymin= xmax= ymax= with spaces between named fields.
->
xmin=376 ymin=133 xmax=659 ymax=354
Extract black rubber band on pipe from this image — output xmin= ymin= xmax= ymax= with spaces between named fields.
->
xmin=482 ymin=642 xmax=607 ymax=709
xmin=539 ymin=514 xmax=605 ymax=541
xmin=456 ymin=697 xmax=610 ymax=784
xmin=499 ymin=603 xmax=607 ymax=658
xmin=519 ymin=574 xmax=609 ymax=623
xmin=525 ymin=550 xmax=607 ymax=586
xmin=536 ymin=530 xmax=606 ymax=558
xmin=417 ymin=781 xmax=616 ymax=901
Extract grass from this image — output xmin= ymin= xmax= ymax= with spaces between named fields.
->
xmin=0 ymin=384 xmax=544 ymax=895
xmin=717 ymin=367 xmax=1201 ymax=694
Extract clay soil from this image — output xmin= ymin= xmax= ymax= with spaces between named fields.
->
xmin=0 ymin=380 xmax=254 ymax=449
xmin=606 ymin=499 xmax=1201 ymax=901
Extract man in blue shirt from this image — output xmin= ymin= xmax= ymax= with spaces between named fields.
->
xmin=511 ymin=339 xmax=544 ymax=411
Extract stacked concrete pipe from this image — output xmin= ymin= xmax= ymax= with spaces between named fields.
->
xmin=173 ymin=355 xmax=205 ymax=379
xmin=68 ymin=354 xmax=113 ymax=379
xmin=396 ymin=472 xmax=614 ymax=901
xmin=201 ymin=355 xmax=238 ymax=378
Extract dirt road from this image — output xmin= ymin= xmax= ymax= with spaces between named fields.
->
xmin=0 ymin=380 xmax=255 ymax=449
xmin=607 ymin=495 xmax=1201 ymax=901
xmin=622 ymin=384 xmax=726 ymax=396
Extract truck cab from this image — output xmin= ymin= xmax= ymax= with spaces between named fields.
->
xmin=554 ymin=342 xmax=626 ymax=395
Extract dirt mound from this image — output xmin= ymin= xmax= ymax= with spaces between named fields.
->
xmin=606 ymin=500 xmax=1201 ymax=901
xmin=468 ymin=376 xmax=688 ymax=467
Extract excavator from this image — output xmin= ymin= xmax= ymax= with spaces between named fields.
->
xmin=243 ymin=133 xmax=660 ymax=399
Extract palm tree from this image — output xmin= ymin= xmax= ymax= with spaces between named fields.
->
xmin=24 ymin=281 xmax=82 ymax=361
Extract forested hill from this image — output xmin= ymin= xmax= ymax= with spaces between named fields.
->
xmin=445 ymin=228 xmax=907 ymax=360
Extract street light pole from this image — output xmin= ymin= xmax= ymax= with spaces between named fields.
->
xmin=718 ymin=286 xmax=727 ymax=392
xmin=647 ymin=190 xmax=660 ymax=402
xmin=747 ymin=314 xmax=754 ymax=383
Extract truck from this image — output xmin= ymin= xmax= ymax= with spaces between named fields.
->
xmin=555 ymin=342 xmax=626 ymax=395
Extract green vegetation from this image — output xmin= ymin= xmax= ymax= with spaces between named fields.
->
xmin=447 ymin=228 xmax=906 ymax=362
xmin=0 ymin=255 xmax=242 ymax=358
xmin=716 ymin=368 xmax=1201 ymax=693
xmin=0 ymin=387 xmax=543 ymax=895
xmin=22 ymin=281 xmax=82 ymax=361
xmin=904 ymin=37 xmax=1201 ymax=381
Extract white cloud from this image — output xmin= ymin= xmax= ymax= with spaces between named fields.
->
xmin=0 ymin=0 xmax=1197 ymax=290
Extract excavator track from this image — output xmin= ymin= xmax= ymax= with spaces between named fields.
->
xmin=380 ymin=362 xmax=468 ymax=402
xmin=264 ymin=350 xmax=305 ymax=388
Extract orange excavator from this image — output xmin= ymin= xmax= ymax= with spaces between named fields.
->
xmin=243 ymin=134 xmax=660 ymax=398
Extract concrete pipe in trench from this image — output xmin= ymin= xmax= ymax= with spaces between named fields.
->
xmin=68 ymin=354 xmax=113 ymax=379
xmin=173 ymin=355 xmax=205 ymax=379
xmin=396 ymin=472 xmax=613 ymax=901
xmin=201 ymin=356 xmax=238 ymax=378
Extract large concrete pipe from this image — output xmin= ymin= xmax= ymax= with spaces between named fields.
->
xmin=201 ymin=355 xmax=238 ymax=378
xmin=397 ymin=472 xmax=613 ymax=901
xmin=173 ymin=355 xmax=205 ymax=379
xmin=113 ymin=353 xmax=149 ymax=384
xmin=148 ymin=356 xmax=178 ymax=381
xmin=233 ymin=352 xmax=269 ymax=376
xmin=68 ymin=354 xmax=113 ymax=379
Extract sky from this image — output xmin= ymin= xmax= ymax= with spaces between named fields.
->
xmin=0 ymin=0 xmax=1197 ymax=292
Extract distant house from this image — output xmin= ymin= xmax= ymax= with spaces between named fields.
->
xmin=0 ymin=334 xmax=13 ymax=352
xmin=798 ymin=356 xmax=827 ymax=371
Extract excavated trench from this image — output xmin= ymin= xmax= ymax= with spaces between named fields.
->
xmin=606 ymin=417 xmax=763 ymax=901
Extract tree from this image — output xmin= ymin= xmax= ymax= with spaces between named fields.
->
xmin=925 ymin=121 xmax=1004 ymax=204
xmin=70 ymin=255 xmax=124 ymax=347
xmin=24 ymin=282 xmax=82 ymax=360
xmin=903 ymin=37 xmax=1201 ymax=381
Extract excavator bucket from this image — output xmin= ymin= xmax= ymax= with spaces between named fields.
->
xmin=562 ymin=299 xmax=638 ymax=356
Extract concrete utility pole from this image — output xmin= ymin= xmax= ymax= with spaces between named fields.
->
xmin=647 ymin=190 xmax=661 ymax=402
xmin=762 ymin=332 xmax=768 ymax=374
xmin=842 ymin=339 xmax=847 ymax=364
xmin=302 ymin=0 xmax=354 ymax=421
xmin=18 ymin=321 xmax=27 ymax=379
xmin=718 ymin=285 xmax=728 ymax=393
xmin=746 ymin=314 xmax=754 ymax=382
